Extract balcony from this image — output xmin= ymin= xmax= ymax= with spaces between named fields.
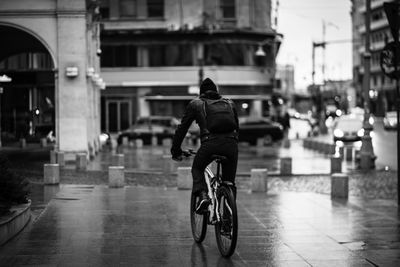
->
xmin=101 ymin=66 xmax=273 ymax=87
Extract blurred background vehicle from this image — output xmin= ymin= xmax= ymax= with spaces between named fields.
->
xmin=333 ymin=115 xmax=364 ymax=142
xmin=117 ymin=116 xmax=179 ymax=145
xmin=383 ymin=111 xmax=397 ymax=130
xmin=238 ymin=117 xmax=284 ymax=146
xmin=99 ymin=132 xmax=111 ymax=147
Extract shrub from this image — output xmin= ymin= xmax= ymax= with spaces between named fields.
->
xmin=0 ymin=154 xmax=30 ymax=214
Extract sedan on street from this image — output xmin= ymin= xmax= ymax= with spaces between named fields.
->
xmin=383 ymin=111 xmax=397 ymax=130
xmin=333 ymin=115 xmax=364 ymax=142
xmin=117 ymin=116 xmax=180 ymax=145
xmin=238 ymin=117 xmax=284 ymax=145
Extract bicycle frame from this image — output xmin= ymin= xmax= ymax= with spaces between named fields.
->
xmin=204 ymin=162 xmax=222 ymax=224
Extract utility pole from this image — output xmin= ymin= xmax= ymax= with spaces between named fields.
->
xmin=359 ymin=0 xmax=375 ymax=170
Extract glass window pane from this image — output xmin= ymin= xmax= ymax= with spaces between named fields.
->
xmin=108 ymin=102 xmax=118 ymax=132
xmin=148 ymin=0 xmax=164 ymax=17
xmin=120 ymin=102 xmax=130 ymax=130
xmin=120 ymin=0 xmax=136 ymax=17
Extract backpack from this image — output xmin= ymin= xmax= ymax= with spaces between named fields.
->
xmin=202 ymin=98 xmax=237 ymax=133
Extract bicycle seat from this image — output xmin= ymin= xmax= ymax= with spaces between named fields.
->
xmin=211 ymin=155 xmax=227 ymax=162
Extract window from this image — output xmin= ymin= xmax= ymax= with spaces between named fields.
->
xmin=147 ymin=0 xmax=164 ymax=18
xmin=101 ymin=45 xmax=138 ymax=67
xmin=148 ymin=45 xmax=193 ymax=66
xmin=220 ymin=0 xmax=236 ymax=19
xmin=204 ymin=44 xmax=246 ymax=66
xmin=120 ymin=0 xmax=137 ymax=17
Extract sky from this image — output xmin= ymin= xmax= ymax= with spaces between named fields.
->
xmin=275 ymin=0 xmax=353 ymax=91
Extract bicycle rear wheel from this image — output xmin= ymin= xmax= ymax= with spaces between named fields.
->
xmin=215 ymin=185 xmax=238 ymax=257
xmin=190 ymin=193 xmax=207 ymax=243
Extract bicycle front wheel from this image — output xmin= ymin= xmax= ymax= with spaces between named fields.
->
xmin=190 ymin=193 xmax=207 ymax=243
xmin=215 ymin=185 xmax=238 ymax=257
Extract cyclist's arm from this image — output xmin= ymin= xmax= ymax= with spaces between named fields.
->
xmin=229 ymin=100 xmax=240 ymax=132
xmin=171 ymin=101 xmax=196 ymax=156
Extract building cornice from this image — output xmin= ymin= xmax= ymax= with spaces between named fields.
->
xmin=0 ymin=9 xmax=86 ymax=17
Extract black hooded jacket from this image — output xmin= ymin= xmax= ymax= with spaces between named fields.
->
xmin=171 ymin=79 xmax=239 ymax=156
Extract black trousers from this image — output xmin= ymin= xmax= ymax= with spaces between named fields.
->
xmin=191 ymin=137 xmax=238 ymax=195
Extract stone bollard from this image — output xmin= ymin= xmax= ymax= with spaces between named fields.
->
xmin=151 ymin=135 xmax=158 ymax=146
xmin=50 ymin=150 xmax=57 ymax=164
xmin=162 ymin=138 xmax=172 ymax=147
xmin=135 ymin=139 xmax=143 ymax=148
xmin=256 ymin=138 xmax=264 ymax=147
xmin=20 ymin=138 xmax=26 ymax=148
xmin=108 ymin=166 xmax=125 ymax=188
xmin=40 ymin=138 xmax=47 ymax=148
xmin=111 ymin=139 xmax=118 ymax=150
xmin=251 ymin=168 xmax=268 ymax=193
xmin=122 ymin=137 xmax=129 ymax=146
xmin=112 ymin=154 xmax=124 ymax=167
xmin=345 ymin=146 xmax=353 ymax=161
xmin=330 ymin=155 xmax=342 ymax=174
xmin=56 ymin=151 xmax=65 ymax=167
xmin=43 ymin=163 xmax=60 ymax=185
xmin=177 ymin=167 xmax=192 ymax=190
xmin=76 ymin=153 xmax=87 ymax=171
xmin=331 ymin=173 xmax=349 ymax=199
xmin=280 ymin=157 xmax=292 ymax=175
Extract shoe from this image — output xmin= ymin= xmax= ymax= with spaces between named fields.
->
xmin=196 ymin=191 xmax=210 ymax=214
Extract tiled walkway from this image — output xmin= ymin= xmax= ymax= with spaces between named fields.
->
xmin=1 ymin=185 xmax=400 ymax=266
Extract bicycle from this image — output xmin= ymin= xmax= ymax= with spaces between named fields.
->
xmin=179 ymin=149 xmax=238 ymax=257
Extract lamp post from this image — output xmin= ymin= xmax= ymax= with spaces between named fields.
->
xmin=359 ymin=0 xmax=375 ymax=170
xmin=0 ymin=74 xmax=12 ymax=148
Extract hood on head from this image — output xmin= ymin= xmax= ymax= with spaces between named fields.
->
xmin=200 ymin=78 xmax=217 ymax=95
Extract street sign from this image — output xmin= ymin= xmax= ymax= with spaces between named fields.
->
xmin=384 ymin=2 xmax=400 ymax=42
xmin=380 ymin=41 xmax=400 ymax=79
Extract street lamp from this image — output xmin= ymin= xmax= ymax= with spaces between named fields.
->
xmin=0 ymin=74 xmax=12 ymax=148
xmin=359 ymin=0 xmax=375 ymax=170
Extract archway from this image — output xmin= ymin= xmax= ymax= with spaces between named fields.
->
xmin=0 ymin=25 xmax=55 ymax=145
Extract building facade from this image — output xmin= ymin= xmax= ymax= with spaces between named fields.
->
xmin=99 ymin=0 xmax=281 ymax=133
xmin=0 ymin=0 xmax=102 ymax=158
xmin=351 ymin=0 xmax=397 ymax=116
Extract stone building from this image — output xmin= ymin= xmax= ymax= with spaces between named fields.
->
xmin=351 ymin=0 xmax=398 ymax=116
xmin=0 ymin=0 xmax=102 ymax=159
xmin=99 ymin=0 xmax=281 ymax=133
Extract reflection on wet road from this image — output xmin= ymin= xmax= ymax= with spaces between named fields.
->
xmin=1 ymin=185 xmax=400 ymax=266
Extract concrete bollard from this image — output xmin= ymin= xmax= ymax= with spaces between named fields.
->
xmin=112 ymin=154 xmax=125 ymax=167
xmin=108 ymin=166 xmax=125 ymax=188
xmin=151 ymin=135 xmax=158 ymax=146
xmin=250 ymin=168 xmax=268 ymax=193
xmin=331 ymin=173 xmax=349 ymax=199
xmin=44 ymin=163 xmax=60 ymax=185
xmin=135 ymin=139 xmax=143 ymax=148
xmin=256 ymin=138 xmax=264 ymax=147
xmin=40 ymin=138 xmax=47 ymax=148
xmin=122 ymin=137 xmax=129 ymax=146
xmin=177 ymin=167 xmax=192 ymax=190
xmin=56 ymin=151 xmax=65 ymax=167
xmin=111 ymin=139 xmax=118 ymax=150
xmin=162 ymin=138 xmax=172 ymax=147
xmin=280 ymin=157 xmax=292 ymax=175
xmin=330 ymin=155 xmax=342 ymax=174
xmin=20 ymin=138 xmax=26 ymax=148
xmin=345 ymin=146 xmax=353 ymax=161
xmin=50 ymin=150 xmax=57 ymax=164
xmin=76 ymin=153 xmax=87 ymax=171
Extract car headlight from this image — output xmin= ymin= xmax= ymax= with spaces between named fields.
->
xmin=357 ymin=128 xmax=364 ymax=137
xmin=333 ymin=129 xmax=344 ymax=138
xmin=369 ymin=116 xmax=374 ymax=125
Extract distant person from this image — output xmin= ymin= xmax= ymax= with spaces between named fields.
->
xmin=171 ymin=78 xmax=239 ymax=213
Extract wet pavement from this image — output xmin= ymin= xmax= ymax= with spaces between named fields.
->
xmin=1 ymin=185 xmax=400 ymax=266
xmin=87 ymin=140 xmax=356 ymax=175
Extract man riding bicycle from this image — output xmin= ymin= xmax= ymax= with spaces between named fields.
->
xmin=171 ymin=78 xmax=239 ymax=214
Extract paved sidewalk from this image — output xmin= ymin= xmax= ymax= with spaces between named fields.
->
xmin=1 ymin=185 xmax=400 ymax=266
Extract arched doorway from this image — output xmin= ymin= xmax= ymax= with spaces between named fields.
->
xmin=0 ymin=25 xmax=55 ymax=145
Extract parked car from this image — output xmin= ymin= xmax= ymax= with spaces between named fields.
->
xmin=238 ymin=117 xmax=284 ymax=145
xmin=117 ymin=116 xmax=180 ymax=145
xmin=333 ymin=115 xmax=364 ymax=142
xmin=383 ymin=111 xmax=397 ymax=130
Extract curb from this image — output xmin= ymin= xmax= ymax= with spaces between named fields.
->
xmin=0 ymin=200 xmax=31 ymax=246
